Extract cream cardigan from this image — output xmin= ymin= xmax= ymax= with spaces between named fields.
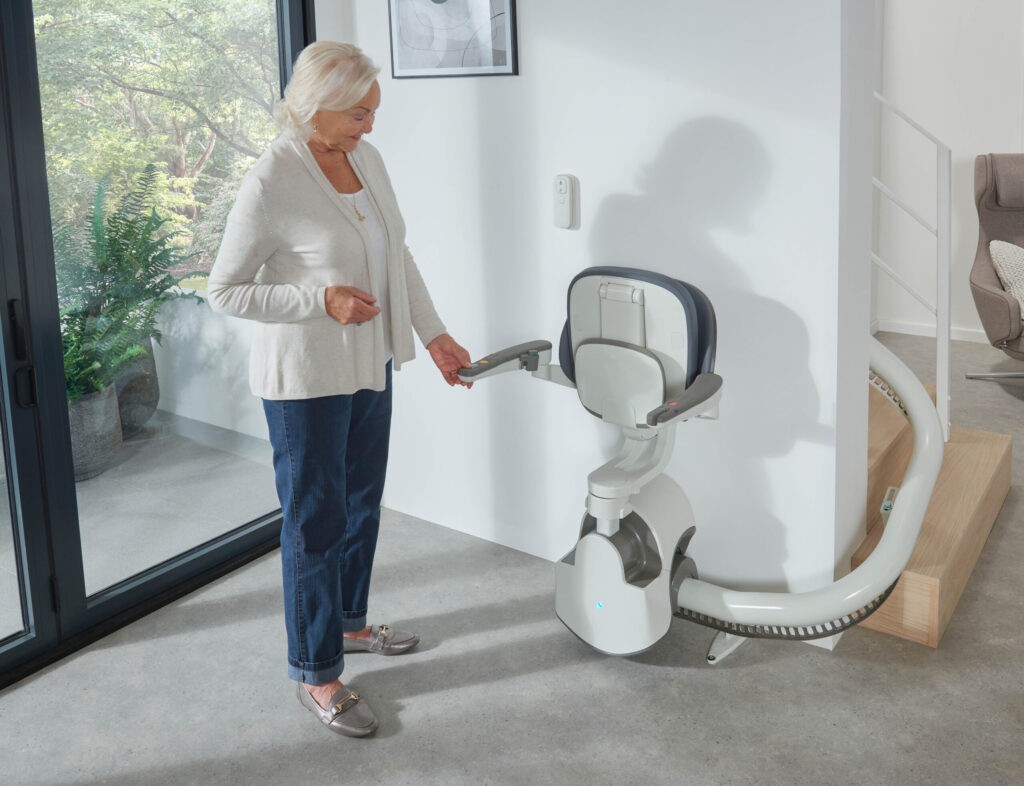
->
xmin=208 ymin=134 xmax=447 ymax=399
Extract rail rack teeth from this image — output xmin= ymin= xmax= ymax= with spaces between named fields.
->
xmin=870 ymin=371 xmax=909 ymax=417
xmin=674 ymin=580 xmax=899 ymax=641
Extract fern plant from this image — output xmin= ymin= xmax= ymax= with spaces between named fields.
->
xmin=60 ymin=307 xmax=148 ymax=401
xmin=54 ymin=165 xmax=204 ymax=402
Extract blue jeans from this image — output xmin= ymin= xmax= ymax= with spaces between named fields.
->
xmin=262 ymin=362 xmax=392 ymax=684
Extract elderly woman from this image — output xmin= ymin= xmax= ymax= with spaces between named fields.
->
xmin=208 ymin=41 xmax=471 ymax=738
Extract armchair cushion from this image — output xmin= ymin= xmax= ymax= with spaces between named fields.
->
xmin=989 ymin=240 xmax=1024 ymax=320
xmin=993 ymin=156 xmax=1024 ymax=207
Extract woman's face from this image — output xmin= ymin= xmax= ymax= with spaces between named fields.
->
xmin=311 ymin=80 xmax=381 ymax=153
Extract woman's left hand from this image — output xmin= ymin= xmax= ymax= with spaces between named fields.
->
xmin=427 ymin=334 xmax=474 ymax=388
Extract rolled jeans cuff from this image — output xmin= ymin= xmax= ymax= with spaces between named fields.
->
xmin=342 ymin=609 xmax=367 ymax=633
xmin=287 ymin=651 xmax=344 ymax=685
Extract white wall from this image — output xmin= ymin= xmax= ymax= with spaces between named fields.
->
xmin=874 ymin=0 xmax=1024 ymax=341
xmin=837 ymin=1 xmax=875 ymax=575
xmin=310 ymin=0 xmax=875 ymax=596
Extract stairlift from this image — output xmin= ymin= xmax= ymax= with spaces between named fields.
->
xmin=459 ymin=267 xmax=944 ymax=663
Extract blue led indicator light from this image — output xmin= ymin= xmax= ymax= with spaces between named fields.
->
xmin=596 ymin=602 xmax=603 ymax=609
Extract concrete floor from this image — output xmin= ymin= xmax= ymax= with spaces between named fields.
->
xmin=0 ymin=332 xmax=1022 ymax=785
xmin=70 ymin=412 xmax=277 ymax=596
xmin=0 ymin=411 xmax=278 ymax=640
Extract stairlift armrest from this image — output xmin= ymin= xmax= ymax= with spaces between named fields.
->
xmin=458 ymin=340 xmax=553 ymax=382
xmin=531 ymin=363 xmax=576 ymax=388
xmin=646 ymin=373 xmax=723 ymax=426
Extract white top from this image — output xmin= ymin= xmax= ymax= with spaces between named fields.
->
xmin=208 ymin=135 xmax=446 ymax=399
xmin=346 ymin=189 xmax=391 ymax=360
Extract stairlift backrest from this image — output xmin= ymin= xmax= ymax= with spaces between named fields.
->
xmin=564 ymin=269 xmax=714 ymax=428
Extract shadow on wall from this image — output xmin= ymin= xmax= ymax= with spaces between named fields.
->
xmin=589 ymin=118 xmax=830 ymax=591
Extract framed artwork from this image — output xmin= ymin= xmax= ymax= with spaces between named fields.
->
xmin=388 ymin=0 xmax=518 ymax=78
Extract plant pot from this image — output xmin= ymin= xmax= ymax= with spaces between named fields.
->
xmin=68 ymin=383 xmax=122 ymax=481
xmin=115 ymin=337 xmax=159 ymax=438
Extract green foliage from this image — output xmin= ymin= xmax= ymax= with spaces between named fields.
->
xmin=35 ymin=0 xmax=280 ymax=269
xmin=60 ymin=307 xmax=148 ymax=401
xmin=36 ymin=0 xmax=281 ymax=400
xmin=56 ymin=166 xmax=204 ymax=401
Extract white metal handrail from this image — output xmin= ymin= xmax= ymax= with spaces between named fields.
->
xmin=871 ymin=91 xmax=951 ymax=442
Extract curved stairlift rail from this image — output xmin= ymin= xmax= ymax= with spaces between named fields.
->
xmin=675 ymin=336 xmax=943 ymax=639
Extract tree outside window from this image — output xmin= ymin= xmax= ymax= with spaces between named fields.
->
xmin=36 ymin=0 xmax=281 ymax=283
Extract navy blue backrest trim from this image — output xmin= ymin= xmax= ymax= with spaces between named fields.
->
xmin=681 ymin=281 xmax=717 ymax=374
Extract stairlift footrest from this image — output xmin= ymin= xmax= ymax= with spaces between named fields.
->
xmin=646 ymin=373 xmax=723 ymax=426
xmin=458 ymin=340 xmax=553 ymax=382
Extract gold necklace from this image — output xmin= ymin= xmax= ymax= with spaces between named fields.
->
xmin=349 ymin=194 xmax=366 ymax=222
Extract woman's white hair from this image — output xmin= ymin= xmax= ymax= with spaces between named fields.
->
xmin=273 ymin=41 xmax=380 ymax=139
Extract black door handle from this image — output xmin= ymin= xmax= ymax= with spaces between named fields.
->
xmin=8 ymin=298 xmax=28 ymax=361
xmin=14 ymin=365 xmax=36 ymax=408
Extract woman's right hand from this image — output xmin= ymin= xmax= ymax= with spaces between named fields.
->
xmin=324 ymin=285 xmax=381 ymax=325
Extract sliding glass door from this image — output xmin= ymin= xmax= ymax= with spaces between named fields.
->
xmin=36 ymin=0 xmax=287 ymax=596
xmin=0 ymin=503 xmax=21 ymax=642
xmin=0 ymin=395 xmax=30 ymax=645
xmin=0 ymin=0 xmax=314 ymax=684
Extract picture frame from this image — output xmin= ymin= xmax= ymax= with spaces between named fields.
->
xmin=387 ymin=0 xmax=518 ymax=79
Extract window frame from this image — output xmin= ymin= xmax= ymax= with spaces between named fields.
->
xmin=0 ymin=0 xmax=316 ymax=689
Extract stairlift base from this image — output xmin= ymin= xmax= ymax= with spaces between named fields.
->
xmin=555 ymin=474 xmax=694 ymax=655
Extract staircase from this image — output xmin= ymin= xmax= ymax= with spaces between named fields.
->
xmin=853 ymin=383 xmax=1011 ymax=646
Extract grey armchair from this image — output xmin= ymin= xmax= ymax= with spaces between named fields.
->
xmin=967 ymin=153 xmax=1024 ymax=380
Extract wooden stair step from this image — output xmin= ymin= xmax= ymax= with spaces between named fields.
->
xmin=853 ymin=421 xmax=1011 ymax=647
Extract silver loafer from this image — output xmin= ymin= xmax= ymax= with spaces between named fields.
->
xmin=343 ymin=624 xmax=420 ymax=655
xmin=297 ymin=684 xmax=378 ymax=737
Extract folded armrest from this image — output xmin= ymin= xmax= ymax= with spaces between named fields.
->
xmin=458 ymin=340 xmax=553 ymax=382
xmin=646 ymin=373 xmax=723 ymax=426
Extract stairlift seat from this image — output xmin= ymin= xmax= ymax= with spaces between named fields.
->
xmin=574 ymin=341 xmax=667 ymax=425
xmin=558 ymin=267 xmax=718 ymax=428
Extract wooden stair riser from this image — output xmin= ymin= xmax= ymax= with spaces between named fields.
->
xmin=857 ymin=386 xmax=1011 ymax=648
xmin=936 ymin=440 xmax=1011 ymax=640
xmin=855 ymin=573 xmax=938 ymax=646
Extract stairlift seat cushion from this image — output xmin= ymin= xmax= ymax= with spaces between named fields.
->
xmin=559 ymin=267 xmax=717 ymax=386
xmin=574 ymin=341 xmax=666 ymax=425
xmin=989 ymin=240 xmax=1024 ymax=319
